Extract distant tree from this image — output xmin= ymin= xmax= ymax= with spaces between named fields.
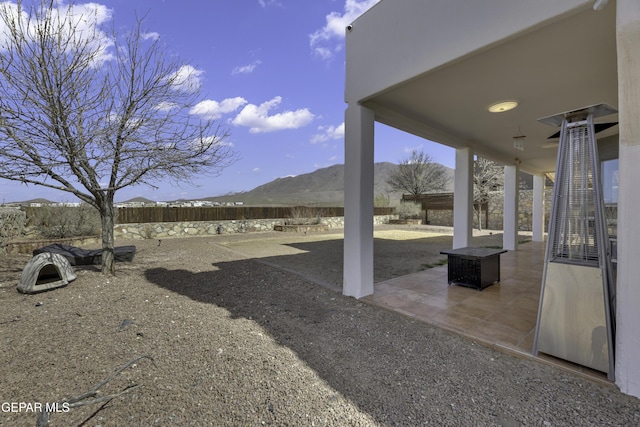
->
xmin=473 ymin=157 xmax=503 ymax=230
xmin=0 ymin=1 xmax=235 ymax=274
xmin=386 ymin=150 xmax=449 ymax=199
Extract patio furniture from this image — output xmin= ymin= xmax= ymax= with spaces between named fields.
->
xmin=33 ymin=243 xmax=136 ymax=266
xmin=534 ymin=104 xmax=616 ymax=379
xmin=440 ymin=247 xmax=507 ymax=290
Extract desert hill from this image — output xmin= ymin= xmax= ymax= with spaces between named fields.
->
xmin=203 ymin=162 xmax=454 ymax=206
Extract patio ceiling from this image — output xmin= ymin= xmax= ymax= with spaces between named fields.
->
xmin=360 ymin=3 xmax=618 ymax=175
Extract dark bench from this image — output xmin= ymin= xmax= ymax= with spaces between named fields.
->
xmin=33 ymin=244 xmax=136 ymax=266
xmin=439 ymin=247 xmax=507 ymax=290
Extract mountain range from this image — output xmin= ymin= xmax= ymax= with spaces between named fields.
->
xmin=199 ymin=162 xmax=454 ymax=206
xmin=13 ymin=162 xmax=455 ymax=206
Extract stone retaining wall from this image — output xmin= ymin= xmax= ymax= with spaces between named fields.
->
xmin=424 ymin=189 xmax=553 ymax=230
xmin=114 ymin=215 xmax=397 ymax=240
xmin=487 ymin=189 xmax=553 ymax=231
xmin=4 ymin=215 xmax=397 ymax=254
xmin=5 ymin=235 xmax=100 ymax=255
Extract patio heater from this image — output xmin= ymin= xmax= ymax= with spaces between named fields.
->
xmin=533 ymin=104 xmax=616 ymax=380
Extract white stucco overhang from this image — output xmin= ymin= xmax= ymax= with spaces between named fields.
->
xmin=345 ymin=0 xmax=619 ymax=175
xmin=344 ymin=0 xmax=640 ymax=399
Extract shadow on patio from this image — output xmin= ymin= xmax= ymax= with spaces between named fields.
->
xmin=362 ymin=240 xmax=610 ymax=385
xmin=215 ymin=227 xmax=611 ymax=385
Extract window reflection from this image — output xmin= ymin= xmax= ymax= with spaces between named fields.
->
xmin=602 ymin=159 xmax=618 ymax=238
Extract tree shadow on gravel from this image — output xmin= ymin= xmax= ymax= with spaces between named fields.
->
xmin=142 ymin=252 xmax=636 ymax=426
xmin=224 ymin=231 xmax=506 ymax=287
xmin=271 ymin=235 xmax=455 ymax=285
xmin=145 ymin=259 xmax=470 ymax=424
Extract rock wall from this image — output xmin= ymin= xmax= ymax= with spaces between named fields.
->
xmin=4 ymin=215 xmax=397 ymax=254
xmin=114 ymin=215 xmax=397 ymax=240
xmin=486 ymin=189 xmax=554 ymax=231
xmin=4 ymin=236 xmax=101 ymax=255
xmin=424 ymin=189 xmax=554 ymax=231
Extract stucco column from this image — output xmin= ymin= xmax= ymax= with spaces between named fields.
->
xmin=532 ymin=174 xmax=545 ymax=242
xmin=615 ymin=0 xmax=640 ymax=398
xmin=503 ymin=165 xmax=519 ymax=251
xmin=343 ymin=104 xmax=375 ymax=299
xmin=453 ymin=148 xmax=473 ymax=249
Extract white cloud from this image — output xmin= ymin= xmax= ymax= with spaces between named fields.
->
xmin=232 ymin=60 xmax=262 ymax=75
xmin=0 ymin=3 xmax=25 ymax=50
xmin=0 ymin=1 xmax=115 ymax=63
xmin=190 ymin=97 xmax=248 ymax=120
xmin=311 ymin=122 xmax=344 ymax=144
xmin=155 ymin=101 xmax=179 ymax=112
xmin=169 ymin=65 xmax=204 ymax=93
xmin=404 ymin=144 xmax=424 ymax=153
xmin=252 ymin=167 xmax=261 ymax=173
xmin=141 ymin=31 xmax=160 ymax=41
xmin=309 ymin=0 xmax=380 ymax=60
xmin=312 ymin=47 xmax=333 ymax=61
xmin=188 ymin=135 xmax=233 ymax=156
xmin=232 ymin=96 xmax=315 ymax=133
xmin=62 ymin=2 xmax=114 ymax=63
xmin=258 ymin=0 xmax=282 ymax=7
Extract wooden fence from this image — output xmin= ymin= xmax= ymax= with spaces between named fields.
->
xmin=115 ymin=206 xmax=394 ymax=224
xmin=402 ymin=193 xmax=489 ymax=229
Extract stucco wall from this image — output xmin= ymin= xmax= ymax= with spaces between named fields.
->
xmin=345 ymin=0 xmax=592 ymax=104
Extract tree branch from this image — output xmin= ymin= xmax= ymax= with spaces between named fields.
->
xmin=36 ymin=355 xmax=154 ymax=427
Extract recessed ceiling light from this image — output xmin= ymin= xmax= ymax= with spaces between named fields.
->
xmin=488 ymin=101 xmax=518 ymax=113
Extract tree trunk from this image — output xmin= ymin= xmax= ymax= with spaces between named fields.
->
xmin=476 ymin=206 xmax=483 ymax=231
xmin=99 ymin=195 xmax=116 ymax=275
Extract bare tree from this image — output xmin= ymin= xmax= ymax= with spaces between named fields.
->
xmin=0 ymin=1 xmax=235 ymax=274
xmin=386 ymin=149 xmax=449 ymax=199
xmin=473 ymin=157 xmax=503 ymax=230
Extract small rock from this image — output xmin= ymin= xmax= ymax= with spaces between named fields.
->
xmin=35 ymin=302 xmax=43 ymax=307
xmin=119 ymin=319 xmax=133 ymax=330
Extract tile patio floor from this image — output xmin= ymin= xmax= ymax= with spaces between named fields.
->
xmin=362 ymin=240 xmax=612 ymax=385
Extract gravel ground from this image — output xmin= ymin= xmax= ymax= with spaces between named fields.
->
xmin=1 ymin=227 xmax=639 ymax=426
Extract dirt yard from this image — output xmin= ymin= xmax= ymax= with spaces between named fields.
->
xmin=1 ymin=225 xmax=638 ymax=426
xmin=210 ymin=224 xmax=510 ymax=289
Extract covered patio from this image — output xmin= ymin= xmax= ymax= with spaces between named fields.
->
xmin=344 ymin=0 xmax=640 ymax=397
xmin=363 ymin=239 xmax=610 ymax=385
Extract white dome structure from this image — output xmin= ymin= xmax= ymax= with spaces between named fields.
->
xmin=17 ymin=252 xmax=77 ymax=294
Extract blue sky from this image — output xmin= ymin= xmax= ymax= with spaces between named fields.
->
xmin=0 ymin=0 xmax=454 ymax=203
